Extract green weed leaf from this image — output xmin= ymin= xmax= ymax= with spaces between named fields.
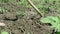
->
xmin=40 ymin=16 xmax=60 ymax=32
xmin=56 ymin=32 xmax=60 ymax=34
xmin=1 ymin=31 xmax=9 ymax=34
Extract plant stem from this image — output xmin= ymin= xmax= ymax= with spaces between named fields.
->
xmin=27 ymin=0 xmax=43 ymax=17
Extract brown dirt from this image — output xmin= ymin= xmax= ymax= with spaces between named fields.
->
xmin=0 ymin=2 xmax=54 ymax=34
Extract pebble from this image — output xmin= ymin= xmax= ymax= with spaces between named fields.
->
xmin=0 ymin=23 xmax=5 ymax=26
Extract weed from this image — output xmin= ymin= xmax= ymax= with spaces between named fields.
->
xmin=0 ymin=7 xmax=6 ymax=14
xmin=40 ymin=16 xmax=60 ymax=34
xmin=1 ymin=31 xmax=9 ymax=34
xmin=24 ymin=32 xmax=30 ymax=34
xmin=0 ymin=0 xmax=9 ymax=3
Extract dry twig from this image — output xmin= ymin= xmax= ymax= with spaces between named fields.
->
xmin=27 ymin=0 xmax=43 ymax=17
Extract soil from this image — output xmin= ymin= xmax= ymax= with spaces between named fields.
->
xmin=0 ymin=2 xmax=54 ymax=34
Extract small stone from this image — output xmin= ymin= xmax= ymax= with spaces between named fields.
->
xmin=4 ymin=13 xmax=16 ymax=19
xmin=0 ymin=23 xmax=5 ymax=26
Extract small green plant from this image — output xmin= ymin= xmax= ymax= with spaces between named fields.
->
xmin=0 ymin=7 xmax=6 ymax=14
xmin=40 ymin=16 xmax=60 ymax=34
xmin=0 ymin=0 xmax=9 ymax=3
xmin=15 ymin=0 xmax=31 ymax=7
xmin=24 ymin=32 xmax=30 ymax=34
xmin=1 ymin=31 xmax=9 ymax=34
